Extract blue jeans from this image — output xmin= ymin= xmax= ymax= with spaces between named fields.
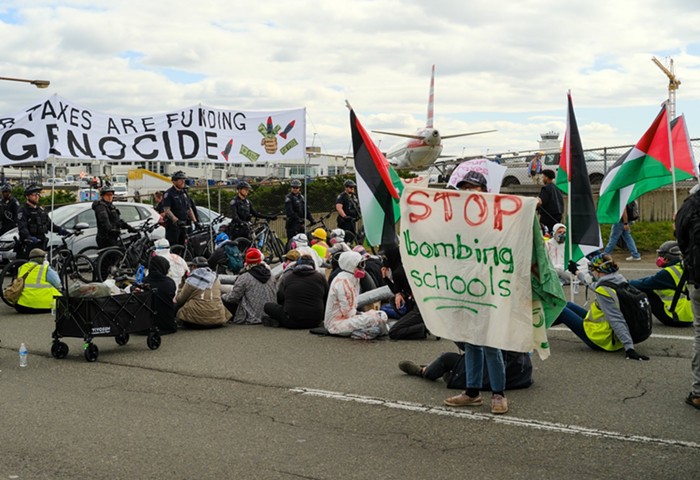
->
xmin=604 ymin=222 xmax=640 ymax=258
xmin=465 ymin=343 xmax=505 ymax=392
xmin=553 ymin=301 xmax=602 ymax=351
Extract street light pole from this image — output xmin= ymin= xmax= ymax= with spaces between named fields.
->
xmin=0 ymin=76 xmax=50 ymax=88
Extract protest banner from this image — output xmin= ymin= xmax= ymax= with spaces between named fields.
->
xmin=399 ymin=185 xmax=539 ymax=352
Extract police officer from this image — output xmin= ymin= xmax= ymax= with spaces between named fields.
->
xmin=161 ymin=171 xmax=197 ymax=247
xmin=1 ymin=184 xmax=20 ymax=235
xmin=228 ymin=181 xmax=275 ymax=240
xmin=92 ymin=185 xmax=137 ymax=249
xmin=284 ymin=179 xmax=314 ymax=245
xmin=335 ymin=179 xmax=360 ymax=239
xmin=16 ymin=184 xmax=68 ymax=260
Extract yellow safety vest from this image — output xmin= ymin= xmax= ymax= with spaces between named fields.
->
xmin=312 ymin=241 xmax=329 ymax=259
xmin=17 ymin=261 xmax=61 ymax=309
xmin=657 ymin=265 xmax=693 ymax=323
xmin=583 ymin=284 xmax=623 ymax=351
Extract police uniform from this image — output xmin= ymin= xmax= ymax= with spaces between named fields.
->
xmin=336 ymin=191 xmax=359 ymax=236
xmin=161 ymin=186 xmax=193 ymax=246
xmin=92 ymin=199 xmax=133 ymax=249
xmin=284 ymin=191 xmax=313 ymax=241
xmin=16 ymin=204 xmax=63 ymax=260
xmin=228 ymin=196 xmax=263 ymax=240
xmin=0 ymin=195 xmax=20 ymax=235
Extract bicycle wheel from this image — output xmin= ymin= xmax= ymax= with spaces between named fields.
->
xmin=73 ymin=254 xmax=96 ymax=283
xmin=95 ymin=248 xmax=126 ymax=282
xmin=0 ymin=259 xmax=27 ymax=307
xmin=170 ymin=244 xmax=193 ymax=263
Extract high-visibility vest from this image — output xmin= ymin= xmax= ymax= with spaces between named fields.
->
xmin=583 ymin=284 xmax=623 ymax=351
xmin=17 ymin=261 xmax=61 ymax=310
xmin=656 ymin=264 xmax=693 ymax=323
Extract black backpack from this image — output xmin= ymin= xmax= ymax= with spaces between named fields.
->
xmin=597 ymin=281 xmax=652 ymax=343
xmin=446 ymin=350 xmax=533 ymax=391
xmin=625 ymin=200 xmax=640 ymax=222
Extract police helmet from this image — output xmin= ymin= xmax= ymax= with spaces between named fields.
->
xmin=344 ymin=179 xmax=356 ymax=188
xmin=290 ymin=179 xmax=302 ymax=188
xmin=100 ymin=185 xmax=115 ymax=195
xmin=456 ymin=171 xmax=488 ymax=191
xmin=24 ymin=184 xmax=42 ymax=196
xmin=171 ymin=170 xmax=187 ymax=181
xmin=657 ymin=240 xmax=681 ymax=262
xmin=1 ymin=184 xmax=11 ymax=192
xmin=238 ymin=181 xmax=251 ymax=190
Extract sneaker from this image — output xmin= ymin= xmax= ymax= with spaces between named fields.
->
xmin=626 ymin=256 xmax=642 ymax=261
xmin=444 ymin=393 xmax=483 ymax=407
xmin=686 ymin=392 xmax=700 ymax=410
xmin=491 ymin=394 xmax=508 ymax=414
xmin=398 ymin=360 xmax=422 ymax=377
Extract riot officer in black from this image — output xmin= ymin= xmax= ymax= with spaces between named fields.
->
xmin=16 ymin=184 xmax=68 ymax=260
xmin=92 ymin=186 xmax=137 ymax=249
xmin=284 ymin=179 xmax=314 ymax=244
xmin=1 ymin=184 xmax=20 ymax=235
xmin=335 ymin=179 xmax=360 ymax=238
xmin=228 ymin=181 xmax=274 ymax=240
xmin=161 ymin=171 xmax=197 ymax=247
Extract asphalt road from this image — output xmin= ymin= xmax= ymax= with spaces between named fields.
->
xmin=0 ymin=256 xmax=698 ymax=479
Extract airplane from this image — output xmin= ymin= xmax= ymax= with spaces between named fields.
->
xmin=372 ymin=65 xmax=496 ymax=170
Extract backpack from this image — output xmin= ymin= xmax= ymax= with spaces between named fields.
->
xmin=625 ymin=201 xmax=640 ymax=222
xmin=224 ymin=243 xmax=244 ymax=274
xmin=597 ymin=280 xmax=652 ymax=344
xmin=446 ymin=350 xmax=533 ymax=391
xmin=2 ymin=264 xmax=39 ymax=306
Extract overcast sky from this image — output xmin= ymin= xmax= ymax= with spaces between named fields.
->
xmin=2 ymin=0 xmax=700 ymax=159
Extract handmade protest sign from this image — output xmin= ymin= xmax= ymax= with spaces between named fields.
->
xmin=399 ymin=185 xmax=538 ymax=352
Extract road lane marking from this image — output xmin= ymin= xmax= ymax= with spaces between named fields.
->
xmin=548 ymin=327 xmax=692 ymax=341
xmin=291 ymin=387 xmax=700 ymax=450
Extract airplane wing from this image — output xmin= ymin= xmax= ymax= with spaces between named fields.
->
xmin=441 ymin=129 xmax=497 ymax=140
xmin=371 ymin=130 xmax=424 ymax=140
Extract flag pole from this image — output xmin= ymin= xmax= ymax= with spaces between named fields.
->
xmin=566 ymin=91 xmax=575 ymax=302
xmin=665 ymin=102 xmax=679 ymax=213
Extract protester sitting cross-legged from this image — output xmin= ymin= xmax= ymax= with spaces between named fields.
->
xmin=324 ymin=251 xmax=388 ymax=338
xmin=289 ymin=233 xmax=324 ymax=271
xmin=262 ymin=254 xmax=329 ymax=329
xmin=176 ymin=257 xmax=228 ymax=328
xmin=14 ymin=248 xmax=62 ymax=314
xmin=221 ymin=248 xmax=276 ymax=325
xmin=552 ymin=253 xmax=650 ymax=359
xmin=629 ymin=241 xmax=693 ymax=327
xmin=143 ymin=255 xmax=177 ymax=334
xmin=153 ymin=238 xmax=189 ymax=293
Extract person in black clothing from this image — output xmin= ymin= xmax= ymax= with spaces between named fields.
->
xmin=143 ymin=255 xmax=177 ymax=334
xmin=1 ymin=184 xmax=20 ymax=235
xmin=92 ymin=186 xmax=137 ymax=249
xmin=537 ymin=169 xmax=564 ymax=235
xmin=263 ymin=255 xmax=329 ymax=329
xmin=335 ymin=179 xmax=360 ymax=239
xmin=161 ymin=171 xmax=197 ymax=246
xmin=228 ymin=181 xmax=275 ymax=240
xmin=15 ymin=184 xmax=68 ymax=260
xmin=284 ymin=179 xmax=314 ymax=246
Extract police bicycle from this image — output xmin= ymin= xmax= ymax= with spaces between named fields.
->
xmin=233 ymin=216 xmax=285 ymax=266
xmin=94 ymin=219 xmax=160 ymax=282
xmin=0 ymin=225 xmax=95 ymax=307
xmin=170 ymin=214 xmax=225 ymax=262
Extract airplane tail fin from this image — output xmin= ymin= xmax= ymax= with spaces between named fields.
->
xmin=426 ymin=64 xmax=435 ymax=128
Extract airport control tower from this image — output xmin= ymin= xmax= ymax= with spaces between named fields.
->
xmin=538 ymin=131 xmax=560 ymax=152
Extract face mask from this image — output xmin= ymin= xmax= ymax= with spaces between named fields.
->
xmin=656 ymin=256 xmax=667 ymax=268
xmin=555 ymin=233 xmax=566 ymax=244
xmin=354 ymin=269 xmax=366 ymax=279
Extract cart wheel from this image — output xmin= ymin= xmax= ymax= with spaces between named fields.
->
xmin=146 ymin=332 xmax=161 ymax=350
xmin=115 ymin=333 xmax=130 ymax=346
xmin=51 ymin=341 xmax=69 ymax=359
xmin=84 ymin=343 xmax=99 ymax=362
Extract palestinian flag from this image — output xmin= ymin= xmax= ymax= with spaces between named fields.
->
xmin=556 ymin=92 xmax=603 ymax=261
xmin=350 ymin=109 xmax=400 ymax=247
xmin=597 ymin=105 xmax=697 ymax=224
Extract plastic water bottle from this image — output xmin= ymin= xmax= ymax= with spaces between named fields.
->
xmin=135 ymin=264 xmax=145 ymax=284
xmin=19 ymin=343 xmax=28 ymax=368
xmin=572 ymin=278 xmax=580 ymax=295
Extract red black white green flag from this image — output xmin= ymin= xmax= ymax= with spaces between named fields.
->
xmin=349 ymin=109 xmax=400 ymax=247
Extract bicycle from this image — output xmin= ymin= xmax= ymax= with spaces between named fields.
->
xmin=170 ymin=215 xmax=223 ymax=262
xmin=0 ymin=224 xmax=95 ymax=307
xmin=93 ymin=219 xmax=160 ymax=282
xmin=305 ymin=210 xmax=334 ymax=241
xmin=233 ymin=217 xmax=285 ymax=265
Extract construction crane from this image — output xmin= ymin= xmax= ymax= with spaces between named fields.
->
xmin=651 ymin=56 xmax=681 ymax=119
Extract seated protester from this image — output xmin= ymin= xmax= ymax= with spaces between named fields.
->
xmin=263 ymin=254 xmax=329 ymax=329
xmin=14 ymin=248 xmax=62 ymax=314
xmin=327 ymin=228 xmax=351 ymax=256
xmin=398 ymin=343 xmax=533 ymax=391
xmin=328 ymin=251 xmax=376 ymax=294
xmin=153 ymin=238 xmax=189 ymax=292
xmin=289 ymin=233 xmax=324 ymax=271
xmin=143 ymin=255 xmax=177 ymax=334
xmin=310 ymin=228 xmax=330 ymax=260
xmin=208 ymin=234 xmax=244 ymax=275
xmin=324 ymin=251 xmax=388 ymax=336
xmin=552 ymin=253 xmax=650 ymax=360
xmin=629 ymin=241 xmax=693 ymax=327
xmin=545 ymin=223 xmax=590 ymax=286
xmin=281 ymin=249 xmax=300 ymax=271
xmin=222 ymin=248 xmax=276 ymax=324
xmin=176 ymin=257 xmax=227 ymax=328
